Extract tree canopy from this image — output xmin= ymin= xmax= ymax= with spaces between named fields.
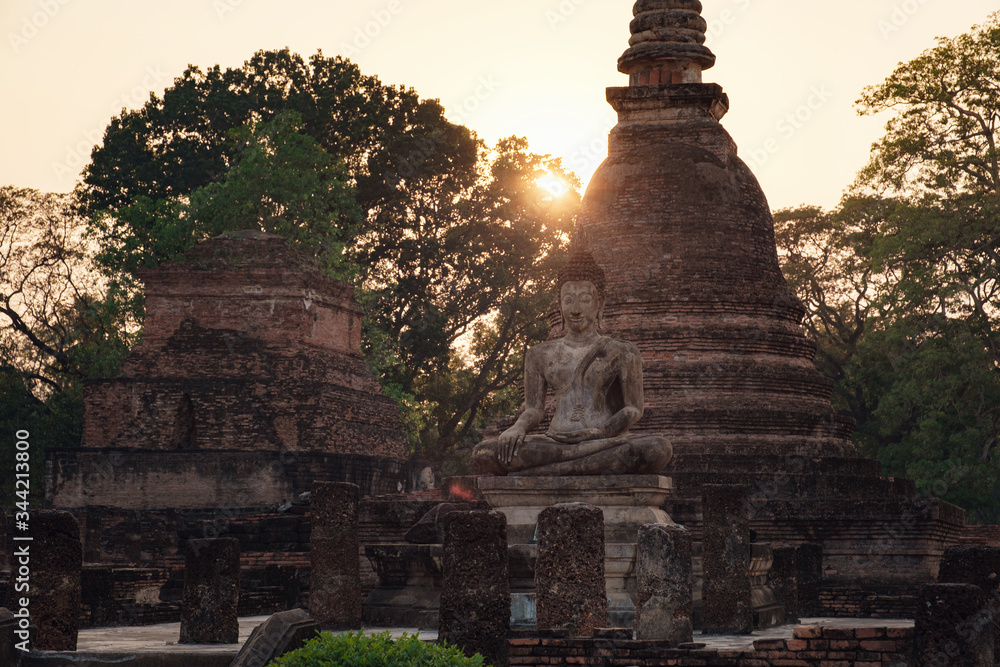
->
xmin=70 ymin=48 xmax=579 ymax=469
xmin=777 ymin=12 xmax=1000 ymax=522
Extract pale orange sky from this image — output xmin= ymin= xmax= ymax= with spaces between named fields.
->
xmin=1 ymin=1 xmax=997 ymax=211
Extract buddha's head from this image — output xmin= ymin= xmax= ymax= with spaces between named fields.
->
xmin=557 ymin=249 xmax=605 ymax=334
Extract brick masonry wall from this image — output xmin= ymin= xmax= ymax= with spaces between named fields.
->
xmin=47 ymin=450 xmax=406 ymax=510
xmin=508 ymin=626 xmax=913 ymax=666
xmin=960 ymin=525 xmax=1000 ymax=545
xmin=80 ymin=232 xmax=409 ymax=461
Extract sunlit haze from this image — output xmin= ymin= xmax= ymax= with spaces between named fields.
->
xmin=2 ymin=1 xmax=997 ymax=211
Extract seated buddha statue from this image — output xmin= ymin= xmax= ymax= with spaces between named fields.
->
xmin=470 ymin=249 xmax=671 ymax=476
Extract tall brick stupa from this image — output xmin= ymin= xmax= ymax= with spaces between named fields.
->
xmin=578 ymin=0 xmax=853 ymax=460
xmin=567 ymin=0 xmax=970 ymax=615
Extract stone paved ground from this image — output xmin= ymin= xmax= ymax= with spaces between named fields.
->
xmin=63 ymin=615 xmax=913 ymax=655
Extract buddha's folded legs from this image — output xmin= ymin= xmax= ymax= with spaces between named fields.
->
xmin=470 ymin=433 xmax=671 ymax=476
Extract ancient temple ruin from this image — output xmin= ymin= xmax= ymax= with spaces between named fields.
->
xmin=48 ymin=230 xmax=409 ymax=509
xmin=36 ymin=231 xmax=411 ymax=626
xmin=7 ymin=2 xmax=999 ymax=659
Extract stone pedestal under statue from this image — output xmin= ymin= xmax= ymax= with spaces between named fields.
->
xmin=478 ymin=475 xmax=673 ymax=627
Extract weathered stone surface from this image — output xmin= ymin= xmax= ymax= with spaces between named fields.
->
xmin=439 ymin=510 xmax=510 ymax=667
xmin=768 ymin=545 xmax=798 ymax=624
xmin=701 ymin=485 xmax=751 ymax=635
xmin=535 ymin=503 xmax=607 ymax=637
xmin=179 ymin=538 xmax=240 ymax=644
xmin=635 ymin=523 xmax=692 ymax=644
xmin=309 ymin=482 xmax=361 ymax=629
xmin=937 ymin=545 xmax=1000 ymax=661
xmin=914 ymin=583 xmax=993 ymax=667
xmin=229 ymin=608 xmax=319 ymax=667
xmin=0 ymin=607 xmax=17 ymax=667
xmin=619 ymin=0 xmax=715 ymax=85
xmin=938 ymin=544 xmax=1000 ymax=593
xmin=795 ymin=543 xmax=822 ymax=617
xmin=49 ymin=450 xmax=404 ymax=510
xmin=6 ymin=511 xmax=82 ymax=651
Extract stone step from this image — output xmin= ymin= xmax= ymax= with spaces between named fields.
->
xmin=667 ymin=470 xmax=915 ymax=501
xmin=668 ymin=453 xmax=881 ymax=476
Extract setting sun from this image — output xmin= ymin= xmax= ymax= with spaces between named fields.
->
xmin=537 ymin=172 xmax=570 ymax=199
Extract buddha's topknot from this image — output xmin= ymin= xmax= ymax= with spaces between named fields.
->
xmin=557 ymin=248 xmax=605 ymax=297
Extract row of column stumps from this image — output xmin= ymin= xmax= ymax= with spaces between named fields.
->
xmin=6 ymin=495 xmax=1000 ymax=666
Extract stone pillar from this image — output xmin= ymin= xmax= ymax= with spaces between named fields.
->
xmin=795 ymin=542 xmax=822 ymax=617
xmin=635 ymin=523 xmax=692 ymax=644
xmin=15 ymin=510 xmax=82 ymax=651
xmin=439 ymin=510 xmax=510 ymax=667
xmin=535 ymin=502 xmax=607 ymax=637
xmin=309 ymin=482 xmax=362 ymax=629
xmin=937 ymin=544 xmax=1000 ymax=662
xmin=701 ymin=485 xmax=751 ymax=635
xmin=179 ymin=537 xmax=240 ymax=644
xmin=914 ymin=583 xmax=993 ymax=667
xmin=769 ymin=545 xmax=798 ymax=624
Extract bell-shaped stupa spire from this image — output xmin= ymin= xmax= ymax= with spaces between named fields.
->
xmin=607 ymin=0 xmax=728 ymax=136
xmin=618 ymin=0 xmax=715 ymax=86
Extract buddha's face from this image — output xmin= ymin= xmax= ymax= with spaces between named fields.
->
xmin=560 ymin=280 xmax=602 ymax=335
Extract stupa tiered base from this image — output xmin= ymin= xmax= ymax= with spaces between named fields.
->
xmin=477 ymin=474 xmax=673 ymax=627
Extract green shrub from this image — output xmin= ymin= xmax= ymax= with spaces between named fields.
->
xmin=266 ymin=630 xmax=487 ymax=667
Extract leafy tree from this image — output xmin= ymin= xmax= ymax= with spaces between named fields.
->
xmin=76 ymin=49 xmax=579 ymax=465
xmin=852 ymin=11 xmax=1000 ymax=371
xmin=775 ymin=13 xmax=1000 ymax=520
xmin=362 ymin=137 xmax=578 ymax=464
xmin=0 ymin=187 xmax=133 ymax=507
xmin=0 ymin=187 xmax=133 ymax=394
xmin=91 ymin=109 xmax=361 ymax=311
xmin=855 ymin=11 xmax=1000 ymax=199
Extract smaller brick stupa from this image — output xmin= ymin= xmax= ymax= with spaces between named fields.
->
xmin=48 ymin=230 xmax=409 ymax=510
